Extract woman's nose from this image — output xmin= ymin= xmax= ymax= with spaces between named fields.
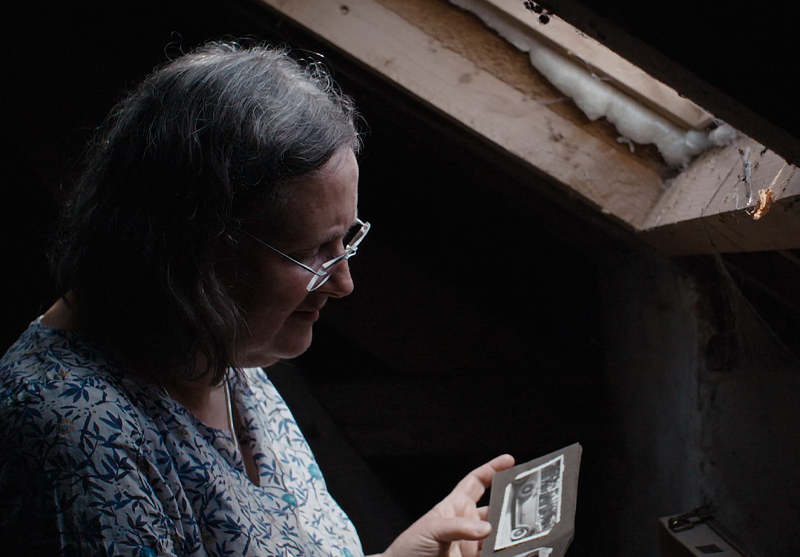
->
xmin=321 ymin=259 xmax=355 ymax=298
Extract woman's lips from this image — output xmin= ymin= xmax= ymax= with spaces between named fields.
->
xmin=292 ymin=299 xmax=326 ymax=322
xmin=291 ymin=309 xmax=320 ymax=322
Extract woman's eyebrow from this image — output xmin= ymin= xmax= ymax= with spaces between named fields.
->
xmin=312 ymin=218 xmax=360 ymax=245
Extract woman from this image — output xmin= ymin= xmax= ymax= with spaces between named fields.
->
xmin=0 ymin=42 xmax=512 ymax=556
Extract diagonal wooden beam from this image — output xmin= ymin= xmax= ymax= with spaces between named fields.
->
xmin=259 ymin=0 xmax=800 ymax=255
xmin=257 ymin=0 xmax=664 ymax=230
xmin=458 ymin=0 xmax=712 ymax=131
xmin=641 ymin=137 xmax=800 ymax=254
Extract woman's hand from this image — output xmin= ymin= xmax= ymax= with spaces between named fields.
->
xmin=382 ymin=454 xmax=515 ymax=557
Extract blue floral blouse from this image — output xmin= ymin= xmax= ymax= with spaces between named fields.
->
xmin=0 ymin=319 xmax=363 ymax=557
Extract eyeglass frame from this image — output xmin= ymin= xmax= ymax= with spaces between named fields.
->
xmin=240 ymin=218 xmax=370 ymax=291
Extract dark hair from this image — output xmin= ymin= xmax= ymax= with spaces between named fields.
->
xmin=50 ymin=41 xmax=361 ymax=384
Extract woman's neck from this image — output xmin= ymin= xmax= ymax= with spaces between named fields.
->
xmin=41 ymin=297 xmax=82 ymax=332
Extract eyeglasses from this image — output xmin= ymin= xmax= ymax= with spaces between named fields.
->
xmin=241 ymin=218 xmax=371 ymax=291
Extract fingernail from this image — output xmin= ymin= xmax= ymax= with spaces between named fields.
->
xmin=475 ymin=522 xmax=491 ymax=536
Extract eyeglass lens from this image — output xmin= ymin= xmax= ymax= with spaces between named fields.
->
xmin=306 ymin=220 xmax=370 ymax=291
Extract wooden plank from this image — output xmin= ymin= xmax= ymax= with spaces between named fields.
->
xmin=259 ymin=0 xmax=800 ymax=254
xmin=463 ymin=0 xmax=713 ymax=130
xmin=641 ymin=137 xmax=800 ymax=254
xmin=258 ymin=0 xmax=664 ymax=230
xmin=641 ymin=205 xmax=800 ymax=255
xmin=644 ymin=137 xmax=799 ymax=228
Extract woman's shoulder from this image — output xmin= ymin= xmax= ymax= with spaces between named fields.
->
xmin=0 ymin=319 xmax=145 ymax=445
xmin=0 ymin=322 xmax=181 ymax=555
xmin=4 ymin=318 xmax=118 ymax=386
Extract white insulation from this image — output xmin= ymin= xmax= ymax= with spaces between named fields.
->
xmin=449 ymin=0 xmax=737 ymax=168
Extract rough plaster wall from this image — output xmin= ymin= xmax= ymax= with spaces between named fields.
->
xmin=695 ymin=265 xmax=800 ymax=557
xmin=599 ymin=251 xmax=704 ymax=557
xmin=599 ymin=251 xmax=800 ymax=557
xmin=701 ymin=366 xmax=800 ymax=556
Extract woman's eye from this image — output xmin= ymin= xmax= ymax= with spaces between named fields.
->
xmin=293 ymin=248 xmax=321 ymax=260
xmin=292 ymin=238 xmax=342 ymax=261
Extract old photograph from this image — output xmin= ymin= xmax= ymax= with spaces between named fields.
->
xmin=494 ymin=455 xmax=564 ymax=551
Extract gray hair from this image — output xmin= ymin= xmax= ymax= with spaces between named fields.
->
xmin=50 ymin=41 xmax=362 ymax=383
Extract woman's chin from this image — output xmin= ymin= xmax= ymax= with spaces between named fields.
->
xmin=240 ymin=331 xmax=314 ymax=368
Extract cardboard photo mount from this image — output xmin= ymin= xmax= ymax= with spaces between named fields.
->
xmin=481 ymin=443 xmax=582 ymax=557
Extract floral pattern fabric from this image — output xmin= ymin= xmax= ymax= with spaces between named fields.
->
xmin=0 ymin=319 xmax=363 ymax=557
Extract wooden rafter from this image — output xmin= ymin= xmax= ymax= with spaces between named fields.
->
xmin=641 ymin=137 xmax=800 ymax=254
xmin=457 ymin=0 xmax=712 ymax=130
xmin=259 ymin=0 xmax=800 ymax=255
xmin=257 ymin=0 xmax=663 ymax=229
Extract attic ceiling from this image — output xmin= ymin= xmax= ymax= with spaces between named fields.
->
xmin=251 ymin=0 xmax=800 ymax=256
xmin=7 ymin=0 xmax=800 ymax=258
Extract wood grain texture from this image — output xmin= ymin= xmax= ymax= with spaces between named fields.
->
xmin=259 ymin=0 xmax=664 ymax=230
xmin=260 ymin=0 xmax=800 ymax=254
xmin=642 ymin=137 xmax=800 ymax=253
xmin=474 ymin=0 xmax=712 ymax=130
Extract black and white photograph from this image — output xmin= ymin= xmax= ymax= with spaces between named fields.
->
xmin=494 ymin=454 xmax=564 ymax=550
xmin=482 ymin=444 xmax=582 ymax=557
xmin=507 ymin=549 xmax=554 ymax=557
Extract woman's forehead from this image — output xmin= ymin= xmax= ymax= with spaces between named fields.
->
xmin=257 ymin=150 xmax=359 ymax=244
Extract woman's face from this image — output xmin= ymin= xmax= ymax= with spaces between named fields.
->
xmin=231 ymin=147 xmax=360 ymax=367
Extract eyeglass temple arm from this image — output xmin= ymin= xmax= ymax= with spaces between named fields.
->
xmin=239 ymin=229 xmax=326 ymax=277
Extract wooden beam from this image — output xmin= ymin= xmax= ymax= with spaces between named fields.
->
xmin=459 ymin=0 xmax=712 ymax=130
xmin=540 ymin=0 xmax=800 ymax=170
xmin=257 ymin=0 xmax=665 ymax=230
xmin=641 ymin=137 xmax=800 ymax=254
xmin=259 ymin=0 xmax=800 ymax=255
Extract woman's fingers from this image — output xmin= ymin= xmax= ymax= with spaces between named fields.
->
xmin=389 ymin=455 xmax=513 ymax=557
xmin=476 ymin=507 xmax=491 ymax=552
xmin=461 ymin=539 xmax=482 ymax=557
xmin=428 ymin=517 xmax=491 ymax=543
xmin=454 ymin=454 xmax=515 ymax=501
